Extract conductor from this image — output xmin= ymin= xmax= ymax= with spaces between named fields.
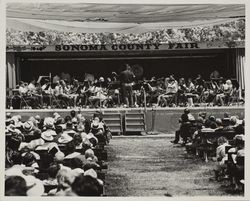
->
xmin=119 ymin=64 xmax=135 ymax=107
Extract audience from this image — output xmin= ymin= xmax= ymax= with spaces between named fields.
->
xmin=5 ymin=111 xmax=109 ymax=196
xmin=176 ymin=109 xmax=245 ymax=193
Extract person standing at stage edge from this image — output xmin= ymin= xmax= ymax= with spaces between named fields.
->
xmin=119 ymin=64 xmax=135 ymax=107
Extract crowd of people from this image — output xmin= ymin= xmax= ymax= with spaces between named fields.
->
xmin=7 ymin=66 xmax=244 ymax=109
xmin=5 ymin=110 xmax=111 ymax=196
xmin=173 ymin=108 xmax=245 ymax=192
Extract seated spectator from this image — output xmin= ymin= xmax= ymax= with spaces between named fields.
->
xmin=53 ymin=125 xmax=64 ymax=143
xmin=22 ymin=152 xmax=39 ymax=169
xmin=51 ymin=168 xmax=76 ymax=196
xmin=71 ymin=175 xmax=102 ymax=196
xmin=6 ymin=136 xmax=22 ymax=168
xmin=5 ymin=151 xmax=24 ymax=177
xmin=63 ymin=121 xmax=76 ymax=137
xmin=90 ymin=117 xmax=105 ymax=143
xmin=58 ymin=133 xmax=73 ymax=144
xmin=228 ymin=134 xmax=245 ymax=191
xmin=222 ymin=116 xmax=238 ymax=131
xmin=234 ymin=119 xmax=244 ymax=134
xmin=204 ymin=115 xmax=216 ymax=128
xmin=73 ymin=134 xmax=83 ymax=149
xmin=64 ymin=141 xmax=81 ymax=160
xmin=35 ymin=115 xmax=43 ymax=130
xmin=43 ymin=163 xmax=60 ymax=186
xmin=214 ymin=137 xmax=229 ymax=180
xmin=215 ymin=118 xmax=223 ymax=131
xmin=22 ymin=121 xmax=41 ymax=142
xmin=84 ymin=168 xmax=103 ymax=186
xmin=29 ymin=131 xmax=57 ymax=151
xmin=42 ymin=117 xmax=57 ymax=136
xmin=85 ymin=149 xmax=98 ymax=163
xmin=172 ymin=108 xmax=195 ymax=145
xmin=5 ymin=176 xmax=27 ymax=196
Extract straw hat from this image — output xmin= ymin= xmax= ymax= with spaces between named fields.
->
xmin=58 ymin=133 xmax=73 ymax=144
xmin=25 ymin=175 xmax=45 ymax=196
xmin=41 ymin=131 xmax=54 ymax=141
xmin=44 ymin=117 xmax=55 ymax=129
xmin=84 ymin=169 xmax=103 ymax=186
xmin=23 ymin=121 xmax=34 ymax=132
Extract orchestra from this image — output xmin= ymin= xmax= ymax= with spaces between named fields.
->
xmin=6 ymin=66 xmax=243 ymax=109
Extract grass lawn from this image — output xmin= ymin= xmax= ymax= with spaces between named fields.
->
xmin=104 ymin=136 xmax=244 ymax=197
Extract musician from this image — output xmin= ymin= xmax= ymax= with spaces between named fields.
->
xmin=52 ymin=74 xmax=60 ymax=85
xmin=156 ymin=76 xmax=177 ymax=107
xmin=41 ymin=79 xmax=53 ymax=106
xmin=194 ymin=74 xmax=205 ymax=95
xmin=27 ymin=79 xmax=43 ymax=108
xmin=177 ymin=78 xmax=188 ymax=106
xmin=157 ymin=77 xmax=169 ymax=107
xmin=186 ymin=78 xmax=199 ymax=106
xmin=147 ymin=77 xmax=164 ymax=106
xmin=164 ymin=75 xmax=178 ymax=106
xmin=89 ymin=77 xmax=108 ymax=108
xmin=106 ymin=77 xmax=120 ymax=107
xmin=215 ymin=79 xmax=233 ymax=106
xmin=111 ymin=72 xmax=118 ymax=82
xmin=186 ymin=78 xmax=196 ymax=93
xmin=18 ymin=81 xmax=28 ymax=95
xmin=54 ymin=80 xmax=72 ymax=106
xmin=60 ymin=72 xmax=71 ymax=83
xmin=119 ymin=64 xmax=135 ymax=107
xmin=34 ymin=82 xmax=44 ymax=107
xmin=68 ymin=79 xmax=80 ymax=107
xmin=210 ymin=70 xmax=220 ymax=79
xmin=202 ymin=80 xmax=217 ymax=105
xmin=76 ymin=81 xmax=91 ymax=107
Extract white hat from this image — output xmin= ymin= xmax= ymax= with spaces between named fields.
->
xmin=99 ymin=77 xmax=104 ymax=82
xmin=41 ymin=131 xmax=54 ymax=141
xmin=54 ymin=151 xmax=65 ymax=162
xmin=23 ymin=121 xmax=34 ymax=132
xmin=234 ymin=134 xmax=245 ymax=141
xmin=53 ymin=113 xmax=61 ymax=121
xmin=7 ymin=124 xmax=16 ymax=133
xmin=72 ymin=168 xmax=84 ymax=177
xmin=84 ymin=168 xmax=97 ymax=178
xmin=25 ymin=175 xmax=45 ymax=196
xmin=58 ymin=133 xmax=73 ymax=144
xmin=5 ymin=171 xmax=44 ymax=196
xmin=84 ymin=169 xmax=103 ymax=186
xmin=44 ymin=117 xmax=55 ymax=128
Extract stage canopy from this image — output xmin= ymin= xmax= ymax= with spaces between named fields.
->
xmin=6 ymin=2 xmax=245 ymax=33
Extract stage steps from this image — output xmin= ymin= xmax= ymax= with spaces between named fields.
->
xmin=103 ymin=112 xmax=123 ymax=135
xmin=124 ymin=111 xmax=146 ymax=134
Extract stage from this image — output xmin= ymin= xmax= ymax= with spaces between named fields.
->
xmin=6 ymin=106 xmax=244 ymax=134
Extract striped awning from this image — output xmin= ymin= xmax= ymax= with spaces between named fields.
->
xmin=6 ymin=2 xmax=245 ymax=33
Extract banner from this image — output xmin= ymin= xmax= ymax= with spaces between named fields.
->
xmin=6 ymin=41 xmax=245 ymax=52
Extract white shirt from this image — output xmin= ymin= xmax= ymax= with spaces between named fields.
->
xmin=19 ymin=86 xmax=28 ymax=94
xmin=28 ymin=83 xmax=36 ymax=92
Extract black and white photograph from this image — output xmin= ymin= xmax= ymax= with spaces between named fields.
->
xmin=2 ymin=0 xmax=247 ymax=198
